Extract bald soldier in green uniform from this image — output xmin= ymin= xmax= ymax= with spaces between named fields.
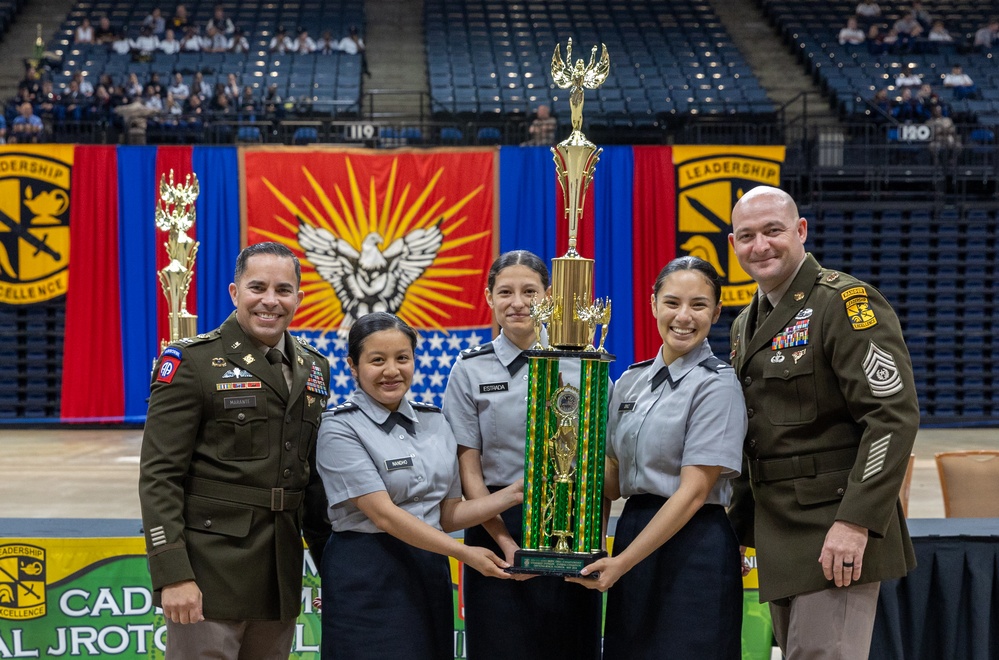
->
xmin=139 ymin=242 xmax=331 ymax=659
xmin=727 ymin=187 xmax=918 ymax=659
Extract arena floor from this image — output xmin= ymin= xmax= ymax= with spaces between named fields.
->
xmin=1 ymin=427 xmax=995 ymax=521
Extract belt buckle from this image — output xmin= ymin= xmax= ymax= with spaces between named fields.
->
xmin=270 ymin=488 xmax=285 ymax=511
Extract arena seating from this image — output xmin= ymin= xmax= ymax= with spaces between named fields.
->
xmin=0 ymin=0 xmax=24 ymax=38
xmin=762 ymin=0 xmax=999 ymax=124
xmin=45 ymin=0 xmax=364 ymax=117
xmin=425 ymin=0 xmax=775 ymax=125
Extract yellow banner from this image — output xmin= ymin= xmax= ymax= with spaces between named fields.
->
xmin=0 ymin=145 xmax=75 ymax=305
xmin=673 ymin=146 xmax=785 ymax=307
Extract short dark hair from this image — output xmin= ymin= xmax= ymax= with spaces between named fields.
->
xmin=233 ymin=242 xmax=301 ymax=285
xmin=347 ymin=312 xmax=418 ymax=364
xmin=486 ymin=250 xmax=550 ymax=291
xmin=653 ymin=256 xmax=722 ymax=304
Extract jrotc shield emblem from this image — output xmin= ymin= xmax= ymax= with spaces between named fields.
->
xmin=0 ymin=544 xmax=47 ymax=620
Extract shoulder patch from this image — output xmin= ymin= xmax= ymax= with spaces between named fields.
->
xmin=698 ymin=355 xmax=732 ymax=373
xmin=411 ymin=400 xmax=442 ymax=413
xmin=329 ymin=402 xmax=359 ymax=416
xmin=459 ymin=344 xmax=495 ymax=359
xmin=627 ymin=358 xmax=656 ymax=370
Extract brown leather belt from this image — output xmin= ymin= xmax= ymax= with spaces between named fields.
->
xmin=185 ymin=475 xmax=304 ymax=511
xmin=749 ymin=447 xmax=858 ymax=483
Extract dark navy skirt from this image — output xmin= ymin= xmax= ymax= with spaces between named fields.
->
xmin=462 ymin=501 xmax=602 ymax=660
xmin=602 ymin=495 xmax=743 ymax=660
xmin=322 ymin=530 xmax=453 ymax=660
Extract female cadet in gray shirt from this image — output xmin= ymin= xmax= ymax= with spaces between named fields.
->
xmin=317 ymin=312 xmax=523 ymax=659
xmin=443 ymin=251 xmax=602 ymax=660
xmin=568 ymin=256 xmax=747 ymax=659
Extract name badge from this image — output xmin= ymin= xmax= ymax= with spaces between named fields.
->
xmin=618 ymin=401 xmax=636 ymax=412
xmin=385 ymin=456 xmax=414 ymax=471
xmin=223 ymin=396 xmax=257 ymax=409
xmin=479 ymin=382 xmax=509 ymax=393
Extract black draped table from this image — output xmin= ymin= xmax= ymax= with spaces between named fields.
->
xmin=870 ymin=518 xmax=999 ymax=660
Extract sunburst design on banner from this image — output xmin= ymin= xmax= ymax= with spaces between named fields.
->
xmin=255 ymin=157 xmax=490 ymax=332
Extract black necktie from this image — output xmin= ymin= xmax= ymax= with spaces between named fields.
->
xmin=750 ymin=296 xmax=773 ymax=340
xmin=266 ymin=348 xmax=290 ymax=394
xmin=507 ymin=351 xmax=529 ymax=377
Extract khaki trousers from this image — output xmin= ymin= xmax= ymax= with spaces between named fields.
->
xmin=770 ymin=582 xmax=880 ymax=659
xmin=165 ymin=618 xmax=296 ymax=660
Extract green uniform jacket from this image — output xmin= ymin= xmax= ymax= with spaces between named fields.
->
xmin=139 ymin=313 xmax=331 ymax=620
xmin=727 ymin=255 xmax=918 ymax=603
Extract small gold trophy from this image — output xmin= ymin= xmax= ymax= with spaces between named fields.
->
xmin=511 ymin=41 xmax=613 ymax=577
xmin=155 ymin=171 xmax=200 ymax=351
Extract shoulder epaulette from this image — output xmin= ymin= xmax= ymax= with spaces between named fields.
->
xmin=698 ymin=355 xmax=732 ymax=373
xmin=411 ymin=400 xmax=442 ymax=413
xmin=295 ymin=335 xmax=325 ymax=356
xmin=174 ymin=329 xmax=221 ymax=347
xmin=627 ymin=358 xmax=656 ymax=370
xmin=816 ymin=269 xmax=861 ymax=290
xmin=328 ymin=402 xmax=359 ymax=416
xmin=459 ymin=344 xmax=495 ymax=360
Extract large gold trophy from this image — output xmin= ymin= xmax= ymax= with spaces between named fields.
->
xmin=511 ymin=40 xmax=614 ymax=577
xmin=155 ymin=171 xmax=200 ymax=351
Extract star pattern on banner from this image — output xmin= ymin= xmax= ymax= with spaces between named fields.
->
xmin=292 ymin=329 xmax=489 ymax=408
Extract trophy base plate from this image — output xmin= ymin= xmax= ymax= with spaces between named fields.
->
xmin=507 ymin=549 xmax=607 ymax=578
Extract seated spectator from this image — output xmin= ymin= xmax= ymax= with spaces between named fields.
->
xmin=239 ymin=85 xmax=258 ymax=115
xmin=895 ymin=64 xmax=923 ymax=89
xmin=204 ymin=25 xmax=228 ymax=52
xmin=181 ymin=26 xmax=202 ymax=52
xmin=893 ymin=87 xmax=929 ymax=122
xmin=926 ymin=105 xmax=960 ymax=165
xmin=164 ymin=91 xmax=183 ymax=118
xmin=125 ymin=72 xmax=143 ymax=98
xmin=870 ymin=88 xmax=894 ymax=121
xmin=75 ymin=72 xmax=94 ymax=97
xmin=523 ymin=104 xmax=556 ymax=145
xmin=867 ymin=24 xmax=889 ymax=54
xmin=159 ymin=28 xmax=181 ymax=54
xmin=210 ymin=83 xmax=232 ymax=113
xmin=942 ymin=64 xmax=979 ymax=100
xmin=916 ymin=83 xmax=946 ymax=116
xmin=974 ymin=19 xmax=999 ymax=51
xmin=894 ymin=11 xmax=923 ymax=39
xmin=170 ymin=5 xmax=190 ymax=31
xmin=927 ymin=20 xmax=952 ymax=42
xmin=338 ymin=25 xmax=365 ymax=55
xmin=133 ymin=25 xmax=160 ymax=59
xmin=143 ymin=7 xmax=166 ymax=37
xmin=856 ymin=0 xmax=880 ymax=18
xmin=910 ymin=2 xmax=933 ymax=30
xmin=262 ymin=83 xmax=282 ymax=116
xmin=294 ymin=28 xmax=316 ymax=54
xmin=18 ymin=67 xmax=41 ymax=101
xmin=269 ymin=26 xmax=293 ymax=53
xmin=192 ymin=72 xmax=212 ymax=100
xmin=168 ymin=72 xmax=190 ymax=102
xmin=839 ymin=17 xmax=866 ymax=45
xmin=146 ymin=72 xmax=164 ymax=98
xmin=94 ymin=16 xmax=115 ymax=44
xmin=228 ymin=27 xmax=250 ymax=53
xmin=206 ymin=4 xmax=235 ymax=36
xmin=143 ymin=84 xmax=163 ymax=112
xmin=317 ymin=30 xmax=339 ymax=54
xmin=75 ymin=18 xmax=94 ymax=45
xmin=185 ymin=92 xmax=204 ymax=117
xmin=36 ymin=81 xmax=61 ymax=122
xmin=111 ymin=29 xmax=132 ymax=55
xmin=10 ymin=102 xmax=44 ymax=143
xmin=225 ymin=73 xmax=240 ymax=100
xmin=62 ymin=79 xmax=88 ymax=119
xmin=114 ymin=95 xmax=159 ymax=144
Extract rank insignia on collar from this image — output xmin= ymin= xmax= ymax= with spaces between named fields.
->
xmin=794 ymin=291 xmax=804 ymax=301
xmin=231 ymin=341 xmax=241 ymax=349
xmin=242 ymin=354 xmax=256 ymax=365
xmin=793 ymin=348 xmax=807 ymax=364
xmin=212 ymin=357 xmax=226 ymax=368
xmin=297 ymin=355 xmax=305 ymax=366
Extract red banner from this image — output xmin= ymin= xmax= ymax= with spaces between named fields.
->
xmin=243 ymin=149 xmax=495 ymax=332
